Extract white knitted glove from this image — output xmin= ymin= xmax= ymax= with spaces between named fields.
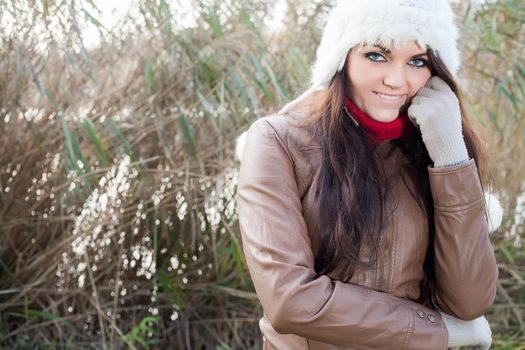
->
xmin=408 ymin=76 xmax=470 ymax=168
xmin=439 ymin=311 xmax=492 ymax=349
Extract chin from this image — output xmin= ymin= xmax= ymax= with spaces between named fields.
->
xmin=370 ymin=110 xmax=399 ymax=123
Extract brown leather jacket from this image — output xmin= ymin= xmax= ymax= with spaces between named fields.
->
xmin=235 ymin=112 xmax=498 ymax=350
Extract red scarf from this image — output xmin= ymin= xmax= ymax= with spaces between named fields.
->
xmin=344 ymin=96 xmax=419 ymax=148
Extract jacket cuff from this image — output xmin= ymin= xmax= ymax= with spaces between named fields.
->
xmin=398 ymin=300 xmax=448 ymax=350
xmin=427 ymin=159 xmax=483 ymax=209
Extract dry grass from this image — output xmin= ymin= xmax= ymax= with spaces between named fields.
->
xmin=0 ymin=0 xmax=523 ymax=349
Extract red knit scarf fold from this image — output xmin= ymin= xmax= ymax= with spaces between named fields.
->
xmin=344 ymin=96 xmax=419 ymax=148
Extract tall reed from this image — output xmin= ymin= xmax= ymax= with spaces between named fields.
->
xmin=0 ymin=0 xmax=523 ymax=348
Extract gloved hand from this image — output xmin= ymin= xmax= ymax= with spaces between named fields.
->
xmin=408 ymin=76 xmax=470 ymax=168
xmin=439 ymin=311 xmax=492 ymax=349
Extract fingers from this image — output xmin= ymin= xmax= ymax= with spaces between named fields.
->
xmin=407 ymin=102 xmax=428 ymax=125
xmin=419 ymin=76 xmax=458 ymax=105
xmin=415 ymin=86 xmax=437 ymax=98
xmin=426 ymin=76 xmax=452 ymax=93
xmin=411 ymin=94 xmax=430 ymax=106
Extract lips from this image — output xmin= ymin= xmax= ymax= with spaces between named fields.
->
xmin=374 ymin=91 xmax=407 ymax=105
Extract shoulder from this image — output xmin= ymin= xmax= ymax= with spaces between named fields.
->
xmin=235 ymin=112 xmax=319 ymax=162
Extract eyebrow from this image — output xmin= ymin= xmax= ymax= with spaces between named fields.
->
xmin=370 ymin=45 xmax=428 ymax=58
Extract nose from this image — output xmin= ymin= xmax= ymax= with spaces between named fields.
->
xmin=383 ymin=63 xmax=407 ymax=90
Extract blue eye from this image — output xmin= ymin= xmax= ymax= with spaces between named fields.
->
xmin=365 ymin=52 xmax=429 ymax=68
xmin=365 ymin=52 xmax=386 ymax=62
xmin=410 ymin=58 xmax=428 ymax=68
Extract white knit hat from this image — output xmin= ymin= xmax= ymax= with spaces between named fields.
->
xmin=281 ymin=0 xmax=461 ymax=112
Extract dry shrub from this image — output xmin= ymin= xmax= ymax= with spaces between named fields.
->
xmin=0 ymin=0 xmax=523 ymax=349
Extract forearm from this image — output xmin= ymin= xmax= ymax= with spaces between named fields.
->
xmin=429 ymin=160 xmax=498 ymax=319
xmin=237 ymin=117 xmax=448 ymax=349
xmin=240 ymin=224 xmax=448 ymax=349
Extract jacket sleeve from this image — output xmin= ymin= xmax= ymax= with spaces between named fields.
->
xmin=429 ymin=160 xmax=498 ymax=320
xmin=236 ymin=118 xmax=448 ymax=350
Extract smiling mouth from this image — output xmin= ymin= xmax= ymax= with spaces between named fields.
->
xmin=374 ymin=91 xmax=407 ymax=104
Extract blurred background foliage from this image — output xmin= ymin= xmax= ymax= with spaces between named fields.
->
xmin=0 ymin=0 xmax=523 ymax=349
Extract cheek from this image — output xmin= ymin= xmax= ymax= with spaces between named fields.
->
xmin=410 ymin=72 xmax=432 ymax=96
xmin=349 ymin=69 xmax=380 ymax=92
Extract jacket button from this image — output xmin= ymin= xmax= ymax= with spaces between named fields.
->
xmin=428 ymin=314 xmax=437 ymax=323
xmin=417 ymin=309 xmax=426 ymax=318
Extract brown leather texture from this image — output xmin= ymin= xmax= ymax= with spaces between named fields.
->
xmin=236 ymin=113 xmax=498 ymax=349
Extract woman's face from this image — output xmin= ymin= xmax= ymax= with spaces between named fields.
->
xmin=345 ymin=41 xmax=432 ymax=123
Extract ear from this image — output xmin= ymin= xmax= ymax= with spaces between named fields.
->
xmin=484 ymin=191 xmax=503 ymax=234
xmin=235 ymin=130 xmax=248 ymax=163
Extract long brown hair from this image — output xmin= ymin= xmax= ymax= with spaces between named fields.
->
xmin=291 ymin=47 xmax=486 ymax=308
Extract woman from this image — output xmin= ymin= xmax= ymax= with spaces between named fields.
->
xmin=235 ymin=1 xmax=498 ymax=349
